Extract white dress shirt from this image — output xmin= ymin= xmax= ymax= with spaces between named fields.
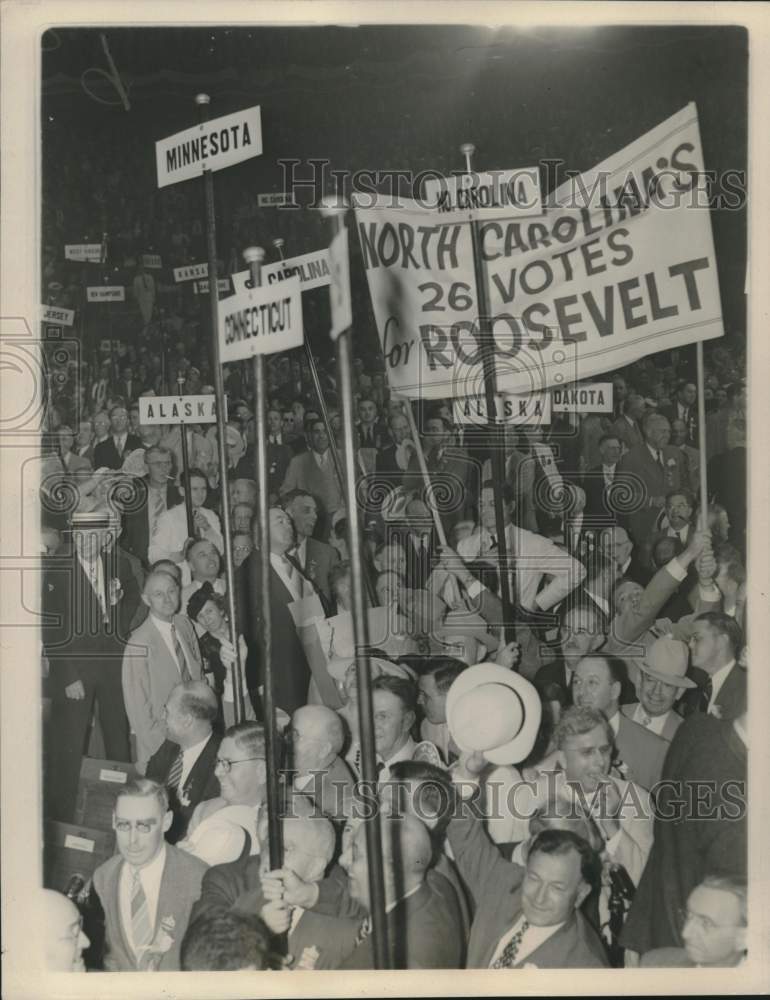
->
xmin=347 ymin=736 xmax=416 ymax=782
xmin=119 ymin=844 xmax=167 ymax=957
xmin=292 ymin=537 xmax=308 ymax=572
xmin=113 ymin=432 xmax=128 ymax=455
xmin=150 ymin=614 xmax=188 ymax=676
xmin=270 ymin=551 xmax=303 ymax=601
xmin=708 ymin=659 xmax=736 ymax=713
xmin=631 ymin=703 xmax=673 ymax=737
xmin=178 ymin=733 xmax=213 ymax=789
xmin=602 ymin=463 xmax=616 ymax=485
xmin=489 ymin=915 xmax=565 ymax=967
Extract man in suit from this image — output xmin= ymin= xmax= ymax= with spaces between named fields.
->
xmin=660 ymin=380 xmax=698 ymax=445
xmin=346 ymin=675 xmax=419 ymax=782
xmin=571 ymin=655 xmax=668 ymax=791
xmin=394 ymin=497 xmax=441 ymax=591
xmin=57 ymin=425 xmax=92 ymax=475
xmin=237 ymin=507 xmax=316 ymax=716
xmin=356 ymin=396 xmax=389 ymax=450
xmin=289 ymin=705 xmax=356 ymax=822
xmin=43 ymin=509 xmax=142 ymax=822
xmin=75 ymin=418 xmax=96 ymax=465
xmin=582 ymin=433 xmax=622 ymax=519
xmin=266 ymin=407 xmax=292 ymax=500
xmin=114 ymin=364 xmax=140 ymax=406
xmin=122 ymin=570 xmax=204 ymax=771
xmin=41 ymin=888 xmax=91 ymax=971
xmin=621 ymin=712 xmax=747 ymax=959
xmin=447 ymin=802 xmax=607 ymax=969
xmin=682 ymin=612 xmax=746 ymax=721
xmin=375 ymin=409 xmax=420 ymax=491
xmin=280 ymin=419 xmax=345 ymax=541
xmin=283 ymin=489 xmax=340 ymax=608
xmin=649 ymin=490 xmax=696 ymax=552
xmin=422 ymin=412 xmax=474 ymax=534
xmin=93 ymin=405 xmax=142 ymax=470
xmin=121 ymin=445 xmax=181 ymax=569
xmin=621 ymin=637 xmax=691 ymax=741
xmin=145 ymin=680 xmax=222 ymax=843
xmin=616 ymin=412 xmax=692 ymax=546
xmin=90 ymin=778 xmax=207 ymax=971
xmin=610 ymin=393 xmax=646 ymax=454
xmin=336 ymin=814 xmax=465 ymax=968
xmin=641 ymin=875 xmax=747 ymax=967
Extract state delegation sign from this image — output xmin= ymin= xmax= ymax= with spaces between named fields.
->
xmin=218 ymin=275 xmax=303 ymax=363
xmin=231 ymin=247 xmax=331 ymax=295
xmin=139 ymin=395 xmax=218 ymax=425
xmin=551 ymin=382 xmax=613 ymax=413
xmin=356 ymin=103 xmax=723 ymax=400
xmin=64 ymin=244 xmax=102 ymax=263
xmin=173 ymin=263 xmax=209 ymax=282
xmin=41 ymin=305 xmax=74 ymax=326
xmin=156 ymin=105 xmax=262 ymax=188
xmin=423 ymin=167 xmax=542 ymax=221
xmin=87 ymin=286 xmax=125 ymax=302
xmin=454 ymin=392 xmax=551 ymax=426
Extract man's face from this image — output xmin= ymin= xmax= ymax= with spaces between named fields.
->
xmin=645 ymin=417 xmax=671 ymax=449
xmin=681 ymin=886 xmax=745 ymax=967
xmin=231 ymin=480 xmax=255 ymax=506
xmin=417 ymin=673 xmax=447 ymax=725
xmin=613 ymin=377 xmax=628 ymax=402
xmin=572 ymin=657 xmax=618 ymax=714
xmin=375 ymin=571 xmax=402 ymax=608
xmin=638 ymin=670 xmax=681 ymax=717
xmin=341 ymin=824 xmax=371 ymax=911
xmin=291 ymin=712 xmax=328 ymax=774
xmin=146 ymin=450 xmax=172 ymax=486
xmin=423 ymin=417 xmax=448 ymax=450
xmin=113 ymin=794 xmax=171 ymax=869
xmin=599 ymin=438 xmax=621 ymax=466
xmin=688 ymin=620 xmax=722 ymax=672
xmin=58 ymin=428 xmax=75 ymax=452
xmin=232 ymin=533 xmax=253 ymax=568
xmin=606 ymin=527 xmax=633 ymax=569
xmin=267 ymin=410 xmax=282 ymax=435
xmin=372 ymin=690 xmax=412 ymax=759
xmin=665 ymin=493 xmax=693 ymax=531
xmin=680 ymin=383 xmax=697 ymax=406
xmin=45 ymin=894 xmax=90 ymax=972
xmin=389 ymin=415 xmax=410 ymax=445
xmin=77 ymin=421 xmax=94 ymax=445
xmin=479 ymin=487 xmax=511 ymax=530
xmin=129 ymin=409 xmax=141 ymax=433
xmin=560 ymin=723 xmax=613 ymax=790
xmin=376 ymin=544 xmax=407 ymax=577
xmin=288 ymin=496 xmax=318 ymax=539
xmin=292 ymin=401 xmax=305 ymax=423
xmin=559 ymin=609 xmax=603 ymax=662
xmin=124 ymin=367 xmax=133 ymax=381
xmin=440 ymin=634 xmax=481 ymax=667
xmin=143 ymin=573 xmax=180 ymax=620
xmin=671 ymin=419 xmax=688 ymax=446
xmin=189 ymin=476 xmax=207 ymax=509
xmin=232 ymin=503 xmax=253 ymax=534
xmin=282 ymin=412 xmax=295 ymax=436
xmin=110 ymin=408 xmax=128 ymax=434
xmin=627 ymin=395 xmax=646 ymax=420
xmin=162 ymin=689 xmax=188 ymax=742
xmin=614 ymin=581 xmax=644 ymax=616
xmin=269 ymin=508 xmax=295 ymax=552
xmin=215 ymin=735 xmax=265 ymax=806
xmin=189 ymin=540 xmax=220 ymax=580
xmin=359 ymin=400 xmax=378 ymax=425
xmin=310 ymin=422 xmax=329 ymax=454
xmin=521 ymin=848 xmax=588 ymax=927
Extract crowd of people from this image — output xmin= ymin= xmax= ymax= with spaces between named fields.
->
xmin=38 ymin=204 xmax=749 ymax=973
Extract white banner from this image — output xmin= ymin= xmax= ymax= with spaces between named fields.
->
xmin=139 ymin=395 xmax=218 ymax=425
xmin=87 ymin=286 xmax=125 ymax=302
xmin=218 ymin=276 xmax=303 ymax=363
xmin=173 ymin=262 xmax=208 ymax=282
xmin=141 ymin=253 xmax=162 ymax=269
xmin=356 ymin=104 xmax=723 ymax=400
xmin=156 ymin=105 xmax=262 ymax=188
xmin=454 ymin=393 xmax=551 ymax=426
xmin=194 ymin=278 xmax=230 ymax=295
xmin=329 ymin=227 xmax=353 ymax=340
xmin=423 ymin=167 xmax=542 ymax=220
xmin=64 ymin=244 xmax=102 ymax=262
xmin=231 ymin=248 xmax=332 ymax=296
xmin=41 ymin=305 xmax=74 ymax=326
xmin=551 ymin=382 xmax=613 ymax=413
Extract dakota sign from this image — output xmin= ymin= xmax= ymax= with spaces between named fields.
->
xmin=156 ymin=105 xmax=262 ymax=188
xmin=354 ymin=104 xmax=723 ymax=399
xmin=551 ymin=382 xmax=613 ymax=413
xmin=139 ymin=395 xmax=218 ymax=425
xmin=218 ymin=275 xmax=303 ymax=363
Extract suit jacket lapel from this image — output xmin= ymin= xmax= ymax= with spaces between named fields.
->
xmin=110 ymin=860 xmax=136 ymax=967
xmin=518 ymin=915 xmax=578 ymax=968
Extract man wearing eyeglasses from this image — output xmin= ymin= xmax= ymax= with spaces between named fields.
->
xmin=641 ymin=875 xmax=747 ymax=967
xmin=89 ymin=778 xmax=207 ymax=971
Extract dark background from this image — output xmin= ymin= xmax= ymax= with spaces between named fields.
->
xmin=41 ymin=24 xmax=748 ymax=358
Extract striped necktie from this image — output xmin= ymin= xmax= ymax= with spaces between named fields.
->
xmin=171 ymin=623 xmax=192 ymax=682
xmin=492 ymin=918 xmax=529 ymax=968
xmin=167 ymin=748 xmax=184 ymax=791
xmin=130 ymin=870 xmax=153 ymax=953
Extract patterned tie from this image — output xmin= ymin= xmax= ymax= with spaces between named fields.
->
xmin=492 ymin=918 xmax=529 ymax=968
xmin=167 ymin=748 xmax=184 ymax=791
xmin=150 ymin=489 xmax=165 ymax=538
xmin=130 ymin=870 xmax=153 ymax=953
xmin=701 ymin=677 xmax=714 ymax=714
xmin=171 ymin=624 xmax=192 ymax=682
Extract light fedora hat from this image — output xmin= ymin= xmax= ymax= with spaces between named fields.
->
xmin=639 ymin=636 xmax=696 ymax=688
xmin=446 ymin=663 xmax=542 ymax=765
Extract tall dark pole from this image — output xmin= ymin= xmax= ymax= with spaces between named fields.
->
xmin=461 ymin=143 xmax=516 ymax=641
xmin=243 ymin=245 xmax=283 ymax=871
xmin=176 ymin=374 xmax=195 ymax=538
xmin=323 ymin=202 xmax=389 ymax=969
xmin=196 ymin=92 xmax=244 ymax=723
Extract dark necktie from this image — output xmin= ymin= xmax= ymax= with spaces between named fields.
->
xmin=700 ymin=677 xmax=713 ymax=713
xmin=492 ymin=918 xmax=529 ymax=968
xmin=167 ymin=748 xmax=184 ymax=790
xmin=656 ymin=450 xmax=664 ymax=470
